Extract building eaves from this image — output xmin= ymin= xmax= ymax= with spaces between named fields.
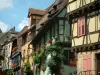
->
xmin=30 ymin=0 xmax=68 ymax=44
xmin=28 ymin=8 xmax=46 ymax=18
xmin=17 ymin=26 xmax=28 ymax=37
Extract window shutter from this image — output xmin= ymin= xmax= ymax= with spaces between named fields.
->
xmin=87 ymin=55 xmax=91 ymax=71
xmin=78 ymin=16 xmax=85 ymax=36
xmin=83 ymin=55 xmax=88 ymax=71
xmin=83 ymin=55 xmax=91 ymax=72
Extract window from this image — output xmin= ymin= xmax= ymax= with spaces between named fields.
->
xmin=47 ymin=30 xmax=50 ymax=40
xmin=63 ymin=50 xmax=75 ymax=65
xmin=78 ymin=16 xmax=85 ymax=36
xmin=59 ymin=20 xmax=64 ymax=41
xmin=52 ymin=26 xmax=55 ymax=37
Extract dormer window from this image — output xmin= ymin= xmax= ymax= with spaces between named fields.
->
xmin=48 ymin=11 xmax=51 ymax=14
xmin=78 ymin=16 xmax=85 ymax=36
xmin=53 ymin=5 xmax=57 ymax=10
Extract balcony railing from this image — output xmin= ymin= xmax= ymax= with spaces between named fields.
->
xmin=78 ymin=70 xmax=100 ymax=75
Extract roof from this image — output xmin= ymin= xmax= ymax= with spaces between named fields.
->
xmin=28 ymin=8 xmax=46 ymax=18
xmin=31 ymin=0 xmax=68 ymax=44
xmin=48 ymin=0 xmax=68 ymax=18
xmin=17 ymin=26 xmax=28 ymax=37
xmin=0 ymin=27 xmax=18 ymax=45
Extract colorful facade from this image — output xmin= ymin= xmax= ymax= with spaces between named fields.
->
xmin=67 ymin=0 xmax=100 ymax=74
xmin=30 ymin=0 xmax=77 ymax=75
xmin=11 ymin=38 xmax=21 ymax=75
xmin=17 ymin=8 xmax=46 ymax=75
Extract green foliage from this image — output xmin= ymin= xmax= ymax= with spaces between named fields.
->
xmin=33 ymin=48 xmax=45 ymax=64
xmin=34 ymin=52 xmax=40 ymax=64
xmin=24 ymin=61 xmax=31 ymax=73
xmin=7 ymin=69 xmax=13 ymax=75
xmin=46 ymin=42 xmax=64 ymax=74
xmin=38 ymin=48 xmax=44 ymax=58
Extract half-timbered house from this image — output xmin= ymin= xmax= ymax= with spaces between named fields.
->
xmin=30 ymin=0 xmax=76 ymax=75
xmin=67 ymin=0 xmax=100 ymax=74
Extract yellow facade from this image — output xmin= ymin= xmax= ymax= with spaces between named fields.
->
xmin=67 ymin=0 xmax=100 ymax=74
xmin=21 ymin=41 xmax=33 ymax=70
xmin=72 ymin=13 xmax=100 ymax=46
xmin=67 ymin=0 xmax=95 ymax=13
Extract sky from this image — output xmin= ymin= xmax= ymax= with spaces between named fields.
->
xmin=0 ymin=0 xmax=55 ymax=32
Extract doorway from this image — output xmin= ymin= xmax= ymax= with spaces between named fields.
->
xmin=96 ymin=53 xmax=100 ymax=75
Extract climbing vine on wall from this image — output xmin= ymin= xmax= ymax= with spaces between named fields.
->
xmin=46 ymin=42 xmax=64 ymax=74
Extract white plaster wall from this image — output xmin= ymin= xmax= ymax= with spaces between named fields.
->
xmin=2 ymin=42 xmax=13 ymax=69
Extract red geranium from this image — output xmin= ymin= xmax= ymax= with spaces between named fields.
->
xmin=40 ymin=45 xmax=45 ymax=48
xmin=41 ymin=66 xmax=45 ymax=71
xmin=36 ymin=48 xmax=39 ymax=52
xmin=12 ymin=64 xmax=17 ymax=68
xmin=70 ymin=59 xmax=76 ymax=66
xmin=46 ymin=40 xmax=52 ymax=44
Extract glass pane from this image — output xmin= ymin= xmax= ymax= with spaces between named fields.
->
xmin=59 ymin=35 xmax=63 ymax=41
xmin=59 ymin=26 xmax=63 ymax=34
xmin=45 ymin=33 xmax=47 ymax=42
xmin=47 ymin=30 xmax=51 ymax=40
xmin=59 ymin=20 xmax=63 ymax=25
xmin=41 ymin=38 xmax=44 ymax=45
xmin=63 ymin=50 xmax=69 ymax=65
xmin=65 ymin=21 xmax=70 ymax=37
xmin=58 ymin=8 xmax=67 ymax=17
xmin=52 ymin=26 xmax=55 ymax=37
xmin=55 ymin=24 xmax=57 ymax=36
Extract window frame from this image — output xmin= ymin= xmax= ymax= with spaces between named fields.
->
xmin=77 ymin=16 xmax=86 ymax=37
